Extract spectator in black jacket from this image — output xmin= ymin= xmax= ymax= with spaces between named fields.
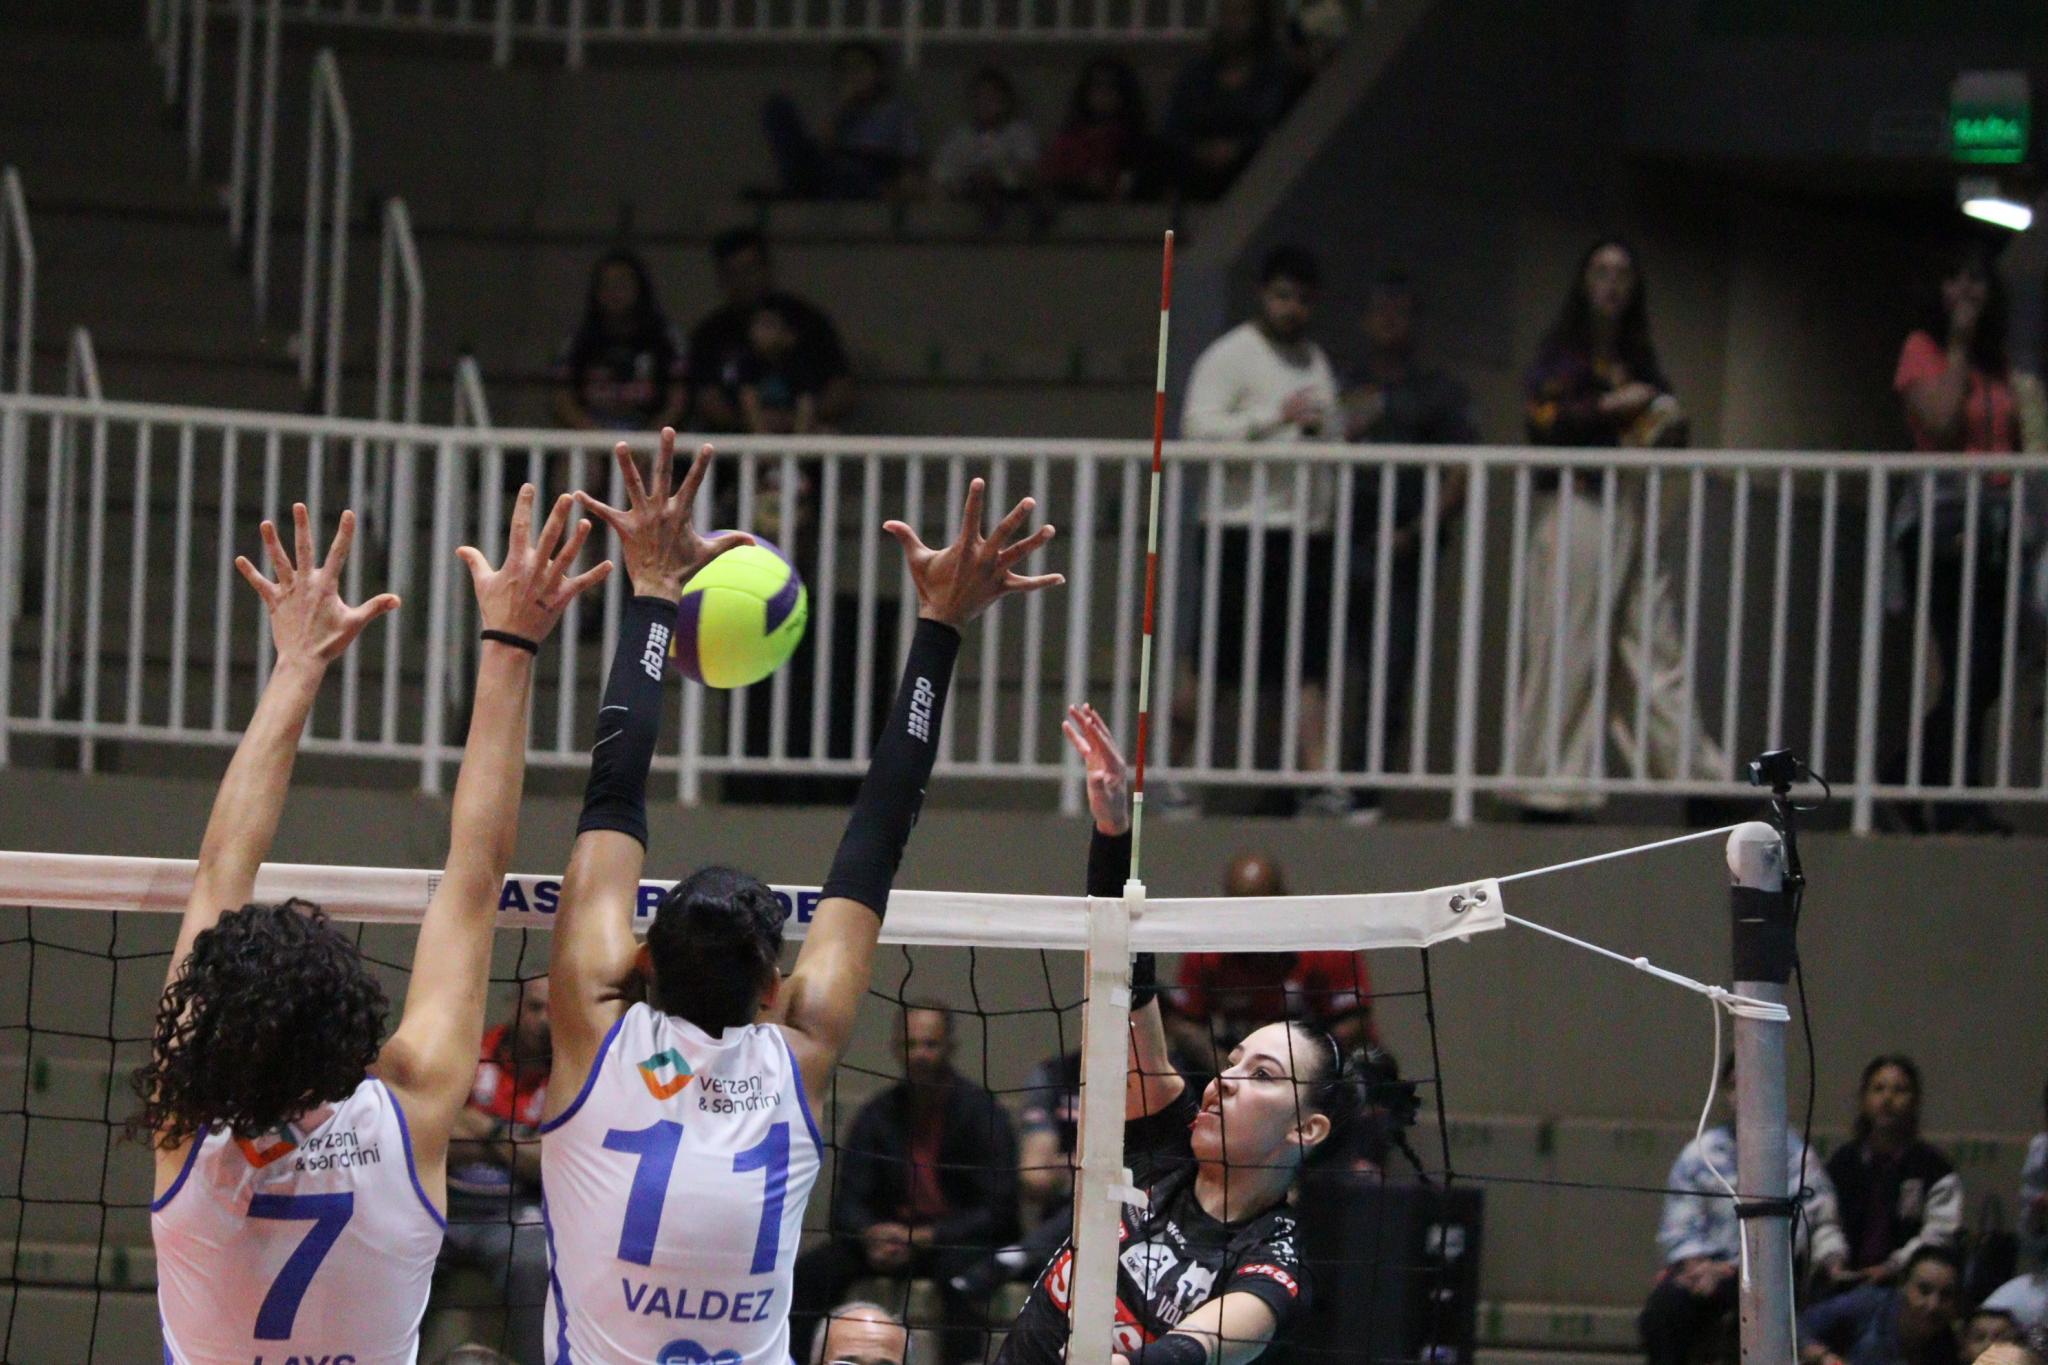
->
xmin=1161 ymin=0 xmax=1300 ymax=199
xmin=791 ymin=1005 xmax=1018 ymax=1364
xmin=1826 ymin=1055 xmax=1965 ymax=1292
xmin=686 ymin=227 xmax=855 ymax=433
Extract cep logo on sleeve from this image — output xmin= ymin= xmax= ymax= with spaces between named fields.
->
xmin=1239 ymin=1264 xmax=1299 ymax=1297
xmin=643 ymin=624 xmax=673 ymax=681
xmin=907 ymin=675 xmax=935 ymax=741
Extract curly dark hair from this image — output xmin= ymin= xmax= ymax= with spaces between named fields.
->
xmin=132 ymin=899 xmax=389 ymax=1150
xmin=647 ymin=867 xmax=788 ymax=1034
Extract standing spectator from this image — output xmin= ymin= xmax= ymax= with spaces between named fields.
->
xmin=1507 ymin=238 xmax=1726 ymax=821
xmin=1826 ymin=1056 xmax=1965 ymax=1290
xmin=1161 ymin=851 xmax=1375 ymax=1077
xmin=1038 ymin=56 xmax=1156 ymax=203
xmin=1318 ymin=268 xmax=1476 ymax=822
xmin=1885 ymin=240 xmax=2029 ymax=834
xmin=1162 ymin=0 xmax=1299 ymax=199
xmin=809 ymin=1301 xmax=912 ymax=1365
xmin=762 ymin=40 xmax=921 ymax=200
xmin=1799 ymin=1246 xmax=1964 ymax=1365
xmin=932 ymin=67 xmax=1039 ymax=224
xmin=550 ymin=249 xmax=687 ymax=433
xmin=1641 ymin=1055 xmax=1849 ymax=1365
xmin=434 ymin=978 xmax=552 ymax=1365
xmin=791 ymin=1006 xmax=1017 ymax=1364
xmin=687 ymin=227 xmax=854 ymax=433
xmin=1179 ymin=245 xmax=1339 ymax=802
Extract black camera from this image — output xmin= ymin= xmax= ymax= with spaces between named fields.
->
xmin=1747 ymin=749 xmax=1803 ymax=791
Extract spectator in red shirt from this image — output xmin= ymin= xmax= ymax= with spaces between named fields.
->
xmin=1163 ymin=852 xmax=1376 ymax=1077
xmin=431 ymin=977 xmax=551 ymax=1364
xmin=1884 ymin=240 xmax=2029 ymax=834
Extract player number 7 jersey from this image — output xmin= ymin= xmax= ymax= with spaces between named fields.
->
xmin=540 ymin=1003 xmax=823 ymax=1365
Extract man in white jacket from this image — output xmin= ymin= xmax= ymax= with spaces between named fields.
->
xmin=1176 ymin=245 xmax=1340 ymax=812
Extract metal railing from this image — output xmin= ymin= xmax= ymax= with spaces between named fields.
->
xmin=3 ymin=392 xmax=2045 ymax=829
xmin=198 ymin=0 xmax=1211 ymax=68
xmin=299 ymin=50 xmax=354 ymax=416
xmin=1 ymin=169 xmax=36 ymax=638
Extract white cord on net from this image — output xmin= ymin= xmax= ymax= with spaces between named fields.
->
xmin=1503 ymin=910 xmax=1791 ymax=1023
xmin=1493 ymin=824 xmax=1745 ymax=886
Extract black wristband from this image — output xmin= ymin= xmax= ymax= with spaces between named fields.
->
xmin=820 ymin=617 xmax=960 ymax=920
xmin=576 ymin=596 xmax=678 ymax=847
xmin=480 ymin=629 xmax=541 ymax=655
xmin=1132 ymin=1335 xmax=1208 ymax=1365
xmin=1086 ymin=827 xmax=1132 ymax=898
xmin=1130 ymin=951 xmax=1160 ymax=1012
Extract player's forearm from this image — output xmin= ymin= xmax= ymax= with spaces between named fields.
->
xmin=194 ymin=655 xmax=328 ymax=904
xmin=819 ymin=617 xmax=959 ymax=920
xmin=442 ymin=643 xmax=537 ymax=898
xmin=577 ymin=596 xmax=677 ymax=848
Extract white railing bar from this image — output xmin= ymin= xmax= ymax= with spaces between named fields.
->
xmin=0 ymin=413 xmax=17 ymax=761
xmin=1850 ymin=471 xmax=1889 ymax=833
xmin=1498 ymin=466 xmax=1529 ymax=779
xmin=1765 ymin=468 xmax=1791 ymax=750
xmin=1019 ymin=451 xmax=1049 ymax=765
xmin=1950 ymin=473 xmax=1983 ymax=789
xmin=37 ymin=412 xmax=66 ymax=719
xmin=1233 ymin=463 xmax=1266 ymax=769
xmin=1448 ymin=460 xmax=1488 ymax=825
xmin=810 ymin=455 xmax=841 ymax=765
xmin=1678 ymin=466 xmax=1705 ymax=778
xmin=1631 ymin=469 xmax=1659 ymax=780
xmin=1808 ymin=471 xmax=1838 ymax=777
xmin=1719 ymin=468 xmax=1748 ymax=773
xmin=976 ymin=456 xmax=1006 ymax=764
xmin=1587 ymin=470 xmax=1616 ymax=780
xmin=256 ymin=428 xmax=282 ymax=688
xmin=419 ymin=438 xmax=456 ymax=792
xmin=1408 ymin=461 xmax=1442 ymax=776
xmin=453 ymin=355 xmax=492 ymax=427
xmin=1905 ymin=473 xmax=1935 ymax=789
xmin=1321 ymin=463 xmax=1354 ymax=776
xmin=768 ymin=453 xmax=794 ymax=762
xmin=1542 ymin=472 xmax=1571 ymax=777
xmin=1278 ymin=468 xmax=1309 ymax=774
xmin=934 ymin=456 xmax=961 ymax=762
xmin=380 ymin=439 xmax=415 ymax=744
xmin=1994 ymin=476 xmax=2025 ymax=789
xmin=1110 ymin=455 xmax=1138 ymax=745
xmin=124 ymin=424 xmax=154 ymax=729
xmin=227 ymin=0 xmax=256 ymax=248
xmin=1365 ymin=460 xmax=1394 ymax=774
xmin=1152 ymin=460 xmax=1185 ymax=779
xmin=1058 ymin=452 xmax=1095 ymax=815
xmin=252 ymin=0 xmax=282 ymax=319
xmin=207 ymin=429 xmax=235 ymax=732
xmin=3 ymin=168 xmax=35 ymax=396
xmin=80 ymin=415 xmax=111 ymax=770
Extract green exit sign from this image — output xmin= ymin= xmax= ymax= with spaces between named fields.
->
xmin=1951 ymin=71 xmax=2030 ymax=164
xmin=1953 ymin=107 xmax=2028 ymax=163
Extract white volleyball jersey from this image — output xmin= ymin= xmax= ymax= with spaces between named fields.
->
xmin=540 ymin=1004 xmax=823 ymax=1365
xmin=152 ymin=1077 xmax=446 ymax=1365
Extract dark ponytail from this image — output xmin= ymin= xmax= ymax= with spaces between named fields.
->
xmin=646 ymin=867 xmax=787 ymax=1033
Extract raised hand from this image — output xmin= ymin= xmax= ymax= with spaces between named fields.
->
xmin=458 ymin=485 xmax=613 ymax=644
xmin=573 ymin=427 xmax=754 ymax=599
xmin=883 ymin=476 xmax=1062 ymax=628
xmin=233 ymin=504 xmax=399 ymax=667
xmin=1061 ymin=703 xmax=1130 ymax=836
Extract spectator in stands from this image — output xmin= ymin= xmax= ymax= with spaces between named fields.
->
xmin=1799 ymin=1246 xmax=1964 ymax=1365
xmin=550 ymin=248 xmax=686 ymax=433
xmin=1978 ymin=1335 xmax=2048 ymax=1365
xmin=736 ymin=301 xmax=834 ymax=435
xmin=1981 ymin=1269 xmax=2048 ymax=1333
xmin=1641 ymin=1054 xmax=1849 ymax=1365
xmin=1038 ymin=56 xmax=1156 ymax=203
xmin=1507 ymin=238 xmax=1726 ymax=822
xmin=763 ymin=40 xmax=922 ymax=200
xmin=1825 ymin=1056 xmax=1965 ymax=1290
xmin=1884 ymin=240 xmax=2028 ymax=835
xmin=1014 ymin=1047 xmax=1080 ymax=1233
xmin=1965 ymin=1311 xmax=2027 ymax=1365
xmin=932 ymin=67 xmax=1039 ymax=226
xmin=1163 ymin=0 xmax=1300 ymax=199
xmin=1177 ymin=245 xmax=1339 ymax=810
xmin=688 ymin=227 xmax=854 ymax=433
xmin=1161 ymin=850 xmax=1375 ymax=1077
xmin=436 ymin=978 xmax=551 ymax=1365
xmin=809 ymin=1301 xmax=912 ymax=1365
xmin=1323 ymin=268 xmax=1476 ymax=822
xmin=792 ymin=1006 xmax=1018 ymax=1364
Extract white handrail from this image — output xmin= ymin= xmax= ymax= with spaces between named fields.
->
xmin=249 ymin=0 xmax=282 ymax=317
xmin=183 ymin=0 xmax=209 ymax=183
xmin=64 ymin=328 xmax=104 ymax=403
xmin=373 ymin=198 xmax=424 ymax=429
xmin=299 ymin=48 xmax=352 ymax=415
xmin=452 ymin=354 xmax=491 ymax=427
xmin=0 ymin=168 xmax=36 ymax=643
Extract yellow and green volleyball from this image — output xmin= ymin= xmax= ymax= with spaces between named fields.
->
xmin=670 ymin=538 xmax=808 ymax=688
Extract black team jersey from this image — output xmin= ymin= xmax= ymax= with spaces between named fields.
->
xmin=994 ymin=1084 xmax=1310 ymax=1362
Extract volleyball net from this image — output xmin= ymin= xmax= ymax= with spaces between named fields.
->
xmin=0 ymin=822 xmax=1805 ymax=1365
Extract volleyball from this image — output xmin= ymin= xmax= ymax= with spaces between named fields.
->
xmin=670 ymin=537 xmax=808 ymax=688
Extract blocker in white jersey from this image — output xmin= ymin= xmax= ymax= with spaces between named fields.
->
xmin=540 ymin=1002 xmax=822 ymax=1365
xmin=153 ymin=1077 xmax=446 ymax=1365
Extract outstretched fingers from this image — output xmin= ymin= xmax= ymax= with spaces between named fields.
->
xmin=322 ymin=508 xmax=357 ymax=576
xmin=1003 ymin=568 xmax=1066 ymax=594
xmin=987 ymin=494 xmax=1037 ymax=548
xmin=674 ymin=439 xmax=715 ymax=513
xmin=260 ymin=518 xmax=294 ymax=587
xmin=234 ymin=554 xmax=279 ymax=604
xmin=292 ymin=503 xmax=315 ymax=575
xmin=554 ymin=559 xmax=614 ymax=608
xmin=508 ymin=483 xmax=538 ymax=551
xmin=532 ymin=492 xmax=575 ymax=565
xmin=995 ymin=521 xmax=1056 ymax=568
xmin=650 ymin=427 xmax=677 ymax=502
xmin=614 ymin=441 xmax=650 ymax=508
xmin=882 ymin=519 xmax=932 ymax=564
xmin=954 ymin=477 xmax=986 ymax=546
xmin=343 ymin=592 xmax=402 ymax=635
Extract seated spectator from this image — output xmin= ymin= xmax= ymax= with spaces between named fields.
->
xmin=550 ymin=248 xmax=687 ymax=433
xmin=436 ymin=978 xmax=551 ymax=1365
xmin=1966 ymin=1310 xmax=2027 ymax=1365
xmin=1322 ymin=267 xmax=1475 ymax=822
xmin=1641 ymin=1055 xmax=1849 ymax=1365
xmin=1162 ymin=0 xmax=1300 ymax=200
xmin=688 ymin=226 xmax=854 ymax=433
xmin=1038 ymin=56 xmax=1156 ymax=203
xmin=1826 ymin=1056 xmax=1965 ymax=1291
xmin=1014 ymin=1047 xmax=1079 ymax=1232
xmin=809 ymin=1300 xmax=912 ymax=1365
xmin=1161 ymin=851 xmax=1375 ymax=1076
xmin=737 ymin=302 xmax=834 ymax=435
xmin=763 ymin=40 xmax=921 ymax=200
xmin=1799 ymin=1246 xmax=1963 ymax=1365
xmin=932 ymin=67 xmax=1039 ymax=223
xmin=791 ymin=1006 xmax=1017 ymax=1364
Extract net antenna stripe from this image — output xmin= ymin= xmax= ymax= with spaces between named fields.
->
xmin=1130 ymin=228 xmax=1174 ymax=883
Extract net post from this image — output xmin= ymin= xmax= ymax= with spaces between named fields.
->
xmin=1727 ymin=820 xmax=1794 ymax=1365
xmin=1070 ymin=876 xmax=1137 ymax=1361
